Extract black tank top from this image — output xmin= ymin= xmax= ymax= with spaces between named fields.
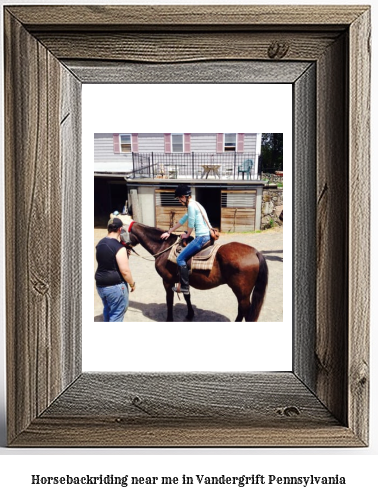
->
xmin=95 ymin=237 xmax=125 ymax=287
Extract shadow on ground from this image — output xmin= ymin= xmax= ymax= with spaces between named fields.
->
xmin=261 ymin=249 xmax=283 ymax=262
xmin=95 ymin=300 xmax=231 ymax=322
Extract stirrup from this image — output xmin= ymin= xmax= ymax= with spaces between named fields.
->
xmin=172 ymin=283 xmax=190 ymax=295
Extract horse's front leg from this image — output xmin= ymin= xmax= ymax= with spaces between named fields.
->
xmin=163 ymin=280 xmax=174 ymax=322
xmin=183 ymin=293 xmax=195 ymax=321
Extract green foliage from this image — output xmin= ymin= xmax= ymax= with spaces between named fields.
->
xmin=260 ymin=133 xmax=283 ymax=173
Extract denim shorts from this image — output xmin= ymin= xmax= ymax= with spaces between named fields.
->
xmin=177 ymin=234 xmax=211 ymax=266
xmin=96 ymin=282 xmax=129 ymax=322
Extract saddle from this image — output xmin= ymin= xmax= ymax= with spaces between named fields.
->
xmin=168 ymin=238 xmax=221 ymax=271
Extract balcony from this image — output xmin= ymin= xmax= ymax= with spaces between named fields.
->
xmin=130 ymin=152 xmax=261 ymax=181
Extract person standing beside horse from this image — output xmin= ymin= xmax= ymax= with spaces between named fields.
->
xmin=160 ymin=184 xmax=211 ymax=295
xmin=95 ymin=217 xmax=136 ymax=322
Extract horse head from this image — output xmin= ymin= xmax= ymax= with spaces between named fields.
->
xmin=120 ymin=219 xmax=139 ymax=247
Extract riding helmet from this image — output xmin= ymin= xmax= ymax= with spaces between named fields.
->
xmin=174 ymin=184 xmax=192 ymax=198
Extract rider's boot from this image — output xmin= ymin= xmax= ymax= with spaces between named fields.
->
xmin=172 ymin=264 xmax=190 ymax=295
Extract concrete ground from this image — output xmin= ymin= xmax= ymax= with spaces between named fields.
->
xmin=94 ymin=226 xmax=283 ymax=322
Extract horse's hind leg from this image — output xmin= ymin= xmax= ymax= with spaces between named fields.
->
xmin=235 ymin=296 xmax=251 ymax=322
xmin=183 ymin=293 xmax=194 ymax=321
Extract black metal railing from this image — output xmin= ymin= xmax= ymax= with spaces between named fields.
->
xmin=131 ymin=152 xmax=260 ymax=180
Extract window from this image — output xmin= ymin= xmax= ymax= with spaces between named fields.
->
xmin=172 ymin=133 xmax=184 ymax=153
xmin=224 ymin=133 xmax=236 ymax=151
xmin=120 ymin=134 xmax=132 ymax=153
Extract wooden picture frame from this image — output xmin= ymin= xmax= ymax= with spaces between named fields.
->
xmin=4 ymin=5 xmax=370 ymax=447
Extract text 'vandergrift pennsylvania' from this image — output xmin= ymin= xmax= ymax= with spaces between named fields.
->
xmin=31 ymin=473 xmax=346 ymax=488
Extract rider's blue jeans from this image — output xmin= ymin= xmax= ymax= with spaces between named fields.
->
xmin=177 ymin=234 xmax=211 ymax=266
xmin=97 ymin=282 xmax=129 ymax=322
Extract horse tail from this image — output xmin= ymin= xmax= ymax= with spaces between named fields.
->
xmin=247 ymin=251 xmax=268 ymax=322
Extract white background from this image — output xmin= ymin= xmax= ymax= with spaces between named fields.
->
xmin=0 ymin=0 xmax=377 ymax=498
xmin=83 ymin=83 xmax=292 ymax=372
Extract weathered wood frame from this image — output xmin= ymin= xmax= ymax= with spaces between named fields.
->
xmin=4 ymin=5 xmax=370 ymax=447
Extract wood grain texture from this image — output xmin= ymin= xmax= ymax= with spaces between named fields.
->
xmin=4 ymin=5 xmax=370 ymax=447
xmin=293 ymin=64 xmax=317 ymax=390
xmin=42 ymin=373 xmax=334 ymax=419
xmin=348 ymin=9 xmax=371 ymax=444
xmin=316 ymin=34 xmax=349 ymax=425
xmin=35 ymin=32 xmax=340 ymax=63
xmin=221 ymin=209 xmax=256 ymax=232
xmin=7 ymin=5 xmax=368 ymax=29
xmin=12 ymin=419 xmax=363 ymax=448
xmin=60 ymin=66 xmax=83 ymax=389
xmin=12 ymin=373 xmax=363 ymax=447
xmin=66 ymin=60 xmax=312 ymax=84
xmin=4 ymin=11 xmax=81 ymax=443
xmin=5 ymin=12 xmax=63 ymax=442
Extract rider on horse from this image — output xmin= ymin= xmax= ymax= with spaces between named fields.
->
xmin=161 ymin=184 xmax=212 ymax=295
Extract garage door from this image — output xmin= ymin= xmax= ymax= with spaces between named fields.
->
xmin=155 ymin=189 xmax=188 ymax=231
xmin=221 ymin=190 xmax=256 ymax=232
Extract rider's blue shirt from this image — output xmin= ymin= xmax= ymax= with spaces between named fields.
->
xmin=179 ymin=201 xmax=210 ymax=237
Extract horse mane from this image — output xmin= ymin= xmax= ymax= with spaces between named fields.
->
xmin=135 ymin=223 xmax=178 ymax=244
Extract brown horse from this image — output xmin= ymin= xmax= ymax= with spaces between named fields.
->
xmin=122 ymin=221 xmax=268 ymax=322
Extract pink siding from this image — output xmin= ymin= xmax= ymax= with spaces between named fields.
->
xmin=184 ymin=133 xmax=191 ymax=153
xmin=216 ymin=133 xmax=223 ymax=153
xmin=131 ymin=133 xmax=139 ymax=152
xmin=237 ymin=133 xmax=245 ymax=152
xmin=164 ymin=133 xmax=171 ymax=153
xmin=113 ymin=133 xmax=120 ymax=154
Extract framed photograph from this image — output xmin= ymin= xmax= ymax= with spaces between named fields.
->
xmin=86 ymin=85 xmax=291 ymax=372
xmin=4 ymin=5 xmax=370 ymax=447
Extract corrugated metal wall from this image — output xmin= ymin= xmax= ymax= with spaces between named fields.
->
xmin=221 ymin=189 xmax=257 ymax=232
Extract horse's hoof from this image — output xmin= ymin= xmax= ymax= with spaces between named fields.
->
xmin=166 ymin=317 xmax=174 ymax=322
xmin=185 ymin=313 xmax=194 ymax=322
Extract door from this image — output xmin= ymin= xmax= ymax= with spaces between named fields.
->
xmin=155 ymin=189 xmax=188 ymax=230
